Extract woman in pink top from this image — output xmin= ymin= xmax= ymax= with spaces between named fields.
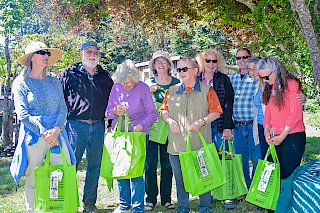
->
xmin=257 ymin=56 xmax=306 ymax=180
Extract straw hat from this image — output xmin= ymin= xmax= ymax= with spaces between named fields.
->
xmin=148 ymin=50 xmax=174 ymax=71
xmin=17 ymin=41 xmax=63 ymax=66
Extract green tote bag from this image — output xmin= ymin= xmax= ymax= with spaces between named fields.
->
xmin=179 ymin=131 xmax=226 ymax=196
xmin=211 ymin=140 xmax=248 ymax=200
xmin=34 ymin=147 xmax=79 ymax=212
xmin=100 ymin=112 xmax=146 ymax=180
xmin=246 ymin=144 xmax=280 ymax=210
xmin=149 ymin=100 xmax=168 ymax=144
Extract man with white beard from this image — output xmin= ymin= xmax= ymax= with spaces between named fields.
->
xmin=60 ymin=41 xmax=114 ymax=213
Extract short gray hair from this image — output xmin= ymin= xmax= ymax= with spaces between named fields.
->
xmin=246 ymin=56 xmax=262 ymax=67
xmin=113 ymin=59 xmax=141 ymax=83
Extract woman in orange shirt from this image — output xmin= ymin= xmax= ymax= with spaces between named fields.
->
xmin=257 ymin=56 xmax=306 ymax=180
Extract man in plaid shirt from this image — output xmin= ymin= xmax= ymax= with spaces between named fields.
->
xmin=229 ymin=48 xmax=262 ymax=190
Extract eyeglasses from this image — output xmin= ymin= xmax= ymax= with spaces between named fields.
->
xmin=236 ymin=55 xmax=250 ymax=60
xmin=155 ymin=60 xmax=168 ymax=65
xmin=205 ymin=59 xmax=218 ymax=63
xmin=85 ymin=50 xmax=99 ymax=56
xmin=176 ymin=67 xmax=195 ymax=73
xmin=260 ymin=72 xmax=273 ymax=80
xmin=34 ymin=50 xmax=51 ymax=56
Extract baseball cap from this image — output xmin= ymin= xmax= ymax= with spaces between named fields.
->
xmin=81 ymin=41 xmax=99 ymax=51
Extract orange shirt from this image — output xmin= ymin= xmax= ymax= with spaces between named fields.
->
xmin=160 ymin=87 xmax=223 ymax=114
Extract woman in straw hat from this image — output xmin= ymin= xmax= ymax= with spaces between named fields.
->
xmin=143 ymin=50 xmax=180 ymax=211
xmin=10 ymin=41 xmax=76 ymax=213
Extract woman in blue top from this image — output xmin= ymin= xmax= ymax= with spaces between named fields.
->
xmin=144 ymin=51 xmax=180 ymax=211
xmin=10 ymin=41 xmax=75 ymax=213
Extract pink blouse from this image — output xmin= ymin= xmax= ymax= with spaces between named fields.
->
xmin=264 ymin=79 xmax=305 ymax=135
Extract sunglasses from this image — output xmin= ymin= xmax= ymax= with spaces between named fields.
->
xmin=260 ymin=72 xmax=273 ymax=80
xmin=176 ymin=67 xmax=195 ymax=73
xmin=205 ymin=59 xmax=218 ymax=63
xmin=34 ymin=50 xmax=51 ymax=56
xmin=236 ymin=55 xmax=250 ymax=60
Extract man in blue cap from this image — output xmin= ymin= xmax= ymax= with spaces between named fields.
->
xmin=60 ymin=41 xmax=114 ymax=213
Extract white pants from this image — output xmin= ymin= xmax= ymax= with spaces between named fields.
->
xmin=24 ymin=136 xmax=71 ymax=213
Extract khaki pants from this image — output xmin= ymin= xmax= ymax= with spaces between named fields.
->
xmin=24 ymin=136 xmax=71 ymax=213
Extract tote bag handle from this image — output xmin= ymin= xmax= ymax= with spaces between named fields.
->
xmin=186 ymin=130 xmax=209 ymax=152
xmin=264 ymin=144 xmax=279 ymax=164
xmin=43 ymin=146 xmax=69 ymax=168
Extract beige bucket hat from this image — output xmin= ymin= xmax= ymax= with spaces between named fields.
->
xmin=17 ymin=41 xmax=63 ymax=66
xmin=148 ymin=50 xmax=174 ymax=71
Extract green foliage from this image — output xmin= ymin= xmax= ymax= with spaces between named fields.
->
xmin=249 ymin=0 xmax=317 ymax=98
xmin=304 ymin=99 xmax=320 ymax=113
xmin=0 ymin=0 xmax=35 ymax=35
xmin=165 ymin=21 xmax=235 ymax=63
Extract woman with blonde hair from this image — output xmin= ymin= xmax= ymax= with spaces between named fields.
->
xmin=195 ymin=48 xmax=235 ymax=210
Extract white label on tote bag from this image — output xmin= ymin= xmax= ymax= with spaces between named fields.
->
xmin=257 ymin=163 xmax=275 ymax=192
xmin=50 ymin=169 xmax=63 ymax=199
xmin=197 ymin=148 xmax=208 ymax=177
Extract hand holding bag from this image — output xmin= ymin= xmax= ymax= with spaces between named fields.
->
xmin=179 ymin=131 xmax=226 ymax=196
xmin=211 ymin=140 xmax=248 ymax=200
xmin=100 ymin=112 xmax=146 ymax=180
xmin=34 ymin=147 xmax=79 ymax=212
xmin=245 ymin=144 xmax=280 ymax=210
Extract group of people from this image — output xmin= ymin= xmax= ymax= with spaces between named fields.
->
xmin=10 ymin=40 xmax=307 ymax=213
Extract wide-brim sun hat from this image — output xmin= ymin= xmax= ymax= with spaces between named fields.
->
xmin=148 ymin=50 xmax=174 ymax=71
xmin=17 ymin=41 xmax=63 ymax=66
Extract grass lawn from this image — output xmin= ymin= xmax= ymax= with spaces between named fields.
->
xmin=0 ymin=113 xmax=319 ymax=213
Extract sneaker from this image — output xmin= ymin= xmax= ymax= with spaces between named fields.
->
xmin=83 ymin=204 xmax=98 ymax=213
xmin=113 ymin=207 xmax=132 ymax=213
xmin=223 ymin=200 xmax=235 ymax=210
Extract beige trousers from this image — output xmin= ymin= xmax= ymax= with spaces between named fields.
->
xmin=24 ymin=136 xmax=71 ymax=213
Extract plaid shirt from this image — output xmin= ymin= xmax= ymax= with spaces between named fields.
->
xmin=229 ymin=72 xmax=257 ymax=121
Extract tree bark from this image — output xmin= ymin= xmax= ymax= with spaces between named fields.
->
xmin=290 ymin=0 xmax=320 ymax=93
xmin=1 ymin=35 xmax=13 ymax=150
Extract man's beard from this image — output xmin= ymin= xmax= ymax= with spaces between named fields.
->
xmin=82 ymin=57 xmax=99 ymax=69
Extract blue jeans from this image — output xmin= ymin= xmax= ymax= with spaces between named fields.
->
xmin=145 ymin=139 xmax=173 ymax=206
xmin=233 ymin=123 xmax=261 ymax=188
xmin=117 ymin=136 xmax=149 ymax=212
xmin=211 ymin=122 xmax=229 ymax=151
xmin=117 ymin=177 xmax=145 ymax=212
xmin=258 ymin=123 xmax=269 ymax=159
xmin=66 ymin=120 xmax=105 ymax=205
xmin=169 ymin=154 xmax=212 ymax=213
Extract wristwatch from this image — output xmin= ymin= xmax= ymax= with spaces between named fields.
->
xmin=201 ymin=118 xmax=206 ymax=126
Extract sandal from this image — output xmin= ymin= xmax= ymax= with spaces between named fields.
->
xmin=163 ymin=202 xmax=175 ymax=209
xmin=145 ymin=203 xmax=155 ymax=211
xmin=223 ymin=200 xmax=235 ymax=210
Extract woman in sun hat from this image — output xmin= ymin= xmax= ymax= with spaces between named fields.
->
xmin=10 ymin=41 xmax=76 ymax=213
xmin=143 ymin=50 xmax=180 ymax=211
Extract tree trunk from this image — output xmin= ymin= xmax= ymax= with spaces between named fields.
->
xmin=1 ymin=35 xmax=13 ymax=150
xmin=290 ymin=0 xmax=320 ymax=94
